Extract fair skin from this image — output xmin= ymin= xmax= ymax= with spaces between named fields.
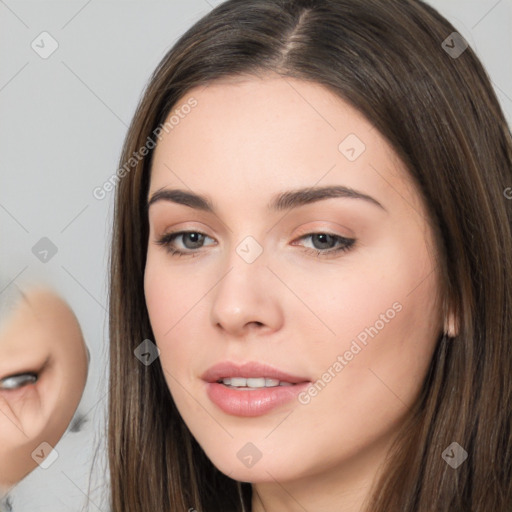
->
xmin=0 ymin=287 xmax=88 ymax=493
xmin=144 ymin=75 xmax=456 ymax=512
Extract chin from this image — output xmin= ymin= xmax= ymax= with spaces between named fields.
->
xmin=201 ymin=443 xmax=304 ymax=484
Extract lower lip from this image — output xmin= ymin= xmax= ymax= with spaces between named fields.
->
xmin=205 ymin=381 xmax=310 ymax=417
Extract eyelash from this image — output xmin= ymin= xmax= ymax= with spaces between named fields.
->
xmin=155 ymin=231 xmax=356 ymax=258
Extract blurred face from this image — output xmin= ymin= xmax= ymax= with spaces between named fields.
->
xmin=0 ymin=288 xmax=88 ymax=492
xmin=144 ymin=76 xmax=444 ymax=508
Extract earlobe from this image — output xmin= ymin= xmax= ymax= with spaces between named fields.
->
xmin=444 ymin=308 xmax=459 ymax=339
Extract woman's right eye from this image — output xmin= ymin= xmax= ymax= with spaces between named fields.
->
xmin=156 ymin=231 xmax=215 ymax=257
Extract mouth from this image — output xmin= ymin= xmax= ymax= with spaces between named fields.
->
xmin=216 ymin=377 xmax=297 ymax=389
xmin=202 ymin=361 xmax=311 ymax=417
xmin=202 ymin=360 xmax=310 ymax=386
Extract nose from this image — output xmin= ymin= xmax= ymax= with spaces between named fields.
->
xmin=209 ymin=246 xmax=283 ymax=337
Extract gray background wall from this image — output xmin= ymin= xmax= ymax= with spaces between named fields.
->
xmin=1 ymin=1 xmax=511 ymax=510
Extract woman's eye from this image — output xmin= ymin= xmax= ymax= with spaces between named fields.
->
xmin=156 ymin=230 xmax=355 ymax=258
xmin=156 ymin=231 xmax=215 ymax=256
xmin=0 ymin=373 xmax=38 ymax=391
xmin=294 ymin=233 xmax=356 ymax=257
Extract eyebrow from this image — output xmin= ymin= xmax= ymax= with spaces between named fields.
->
xmin=147 ymin=185 xmax=386 ymax=213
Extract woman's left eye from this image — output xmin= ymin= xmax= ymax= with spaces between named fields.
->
xmin=294 ymin=233 xmax=356 ymax=257
xmin=156 ymin=231 xmax=355 ymax=258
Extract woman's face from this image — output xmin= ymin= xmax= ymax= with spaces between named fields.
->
xmin=144 ymin=76 xmax=444 ymax=489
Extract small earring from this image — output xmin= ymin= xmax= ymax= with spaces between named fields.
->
xmin=444 ymin=311 xmax=458 ymax=339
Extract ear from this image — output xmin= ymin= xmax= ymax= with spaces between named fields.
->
xmin=0 ymin=287 xmax=88 ymax=492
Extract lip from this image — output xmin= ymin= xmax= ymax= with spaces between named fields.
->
xmin=201 ymin=361 xmax=310 ymax=384
xmin=202 ymin=361 xmax=311 ymax=417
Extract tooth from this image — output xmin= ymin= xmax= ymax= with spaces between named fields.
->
xmin=230 ymin=377 xmax=247 ymax=387
xmin=220 ymin=377 xmax=295 ymax=388
xmin=246 ymin=377 xmax=266 ymax=388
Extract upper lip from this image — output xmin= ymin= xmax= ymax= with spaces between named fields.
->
xmin=201 ymin=361 xmax=310 ymax=384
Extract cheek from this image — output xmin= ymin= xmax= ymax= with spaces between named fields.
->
xmin=0 ymin=386 xmax=39 ymax=427
xmin=307 ymin=242 xmax=441 ymax=413
xmin=290 ymin=229 xmax=441 ymax=400
xmin=144 ymin=256 xmax=205 ymax=378
xmin=279 ymin=236 xmax=438 ymax=347
xmin=144 ymin=255 xmax=192 ymax=338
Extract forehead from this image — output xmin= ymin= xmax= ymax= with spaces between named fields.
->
xmin=153 ymin=75 xmax=374 ymax=167
xmin=149 ymin=75 xmax=422 ymax=218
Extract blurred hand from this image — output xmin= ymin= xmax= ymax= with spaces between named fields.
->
xmin=0 ymin=287 xmax=89 ymax=493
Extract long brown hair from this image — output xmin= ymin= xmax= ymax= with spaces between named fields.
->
xmin=108 ymin=1 xmax=512 ymax=510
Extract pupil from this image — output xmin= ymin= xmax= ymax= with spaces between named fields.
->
xmin=313 ymin=233 xmax=334 ymax=250
xmin=184 ymin=232 xmax=203 ymax=249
